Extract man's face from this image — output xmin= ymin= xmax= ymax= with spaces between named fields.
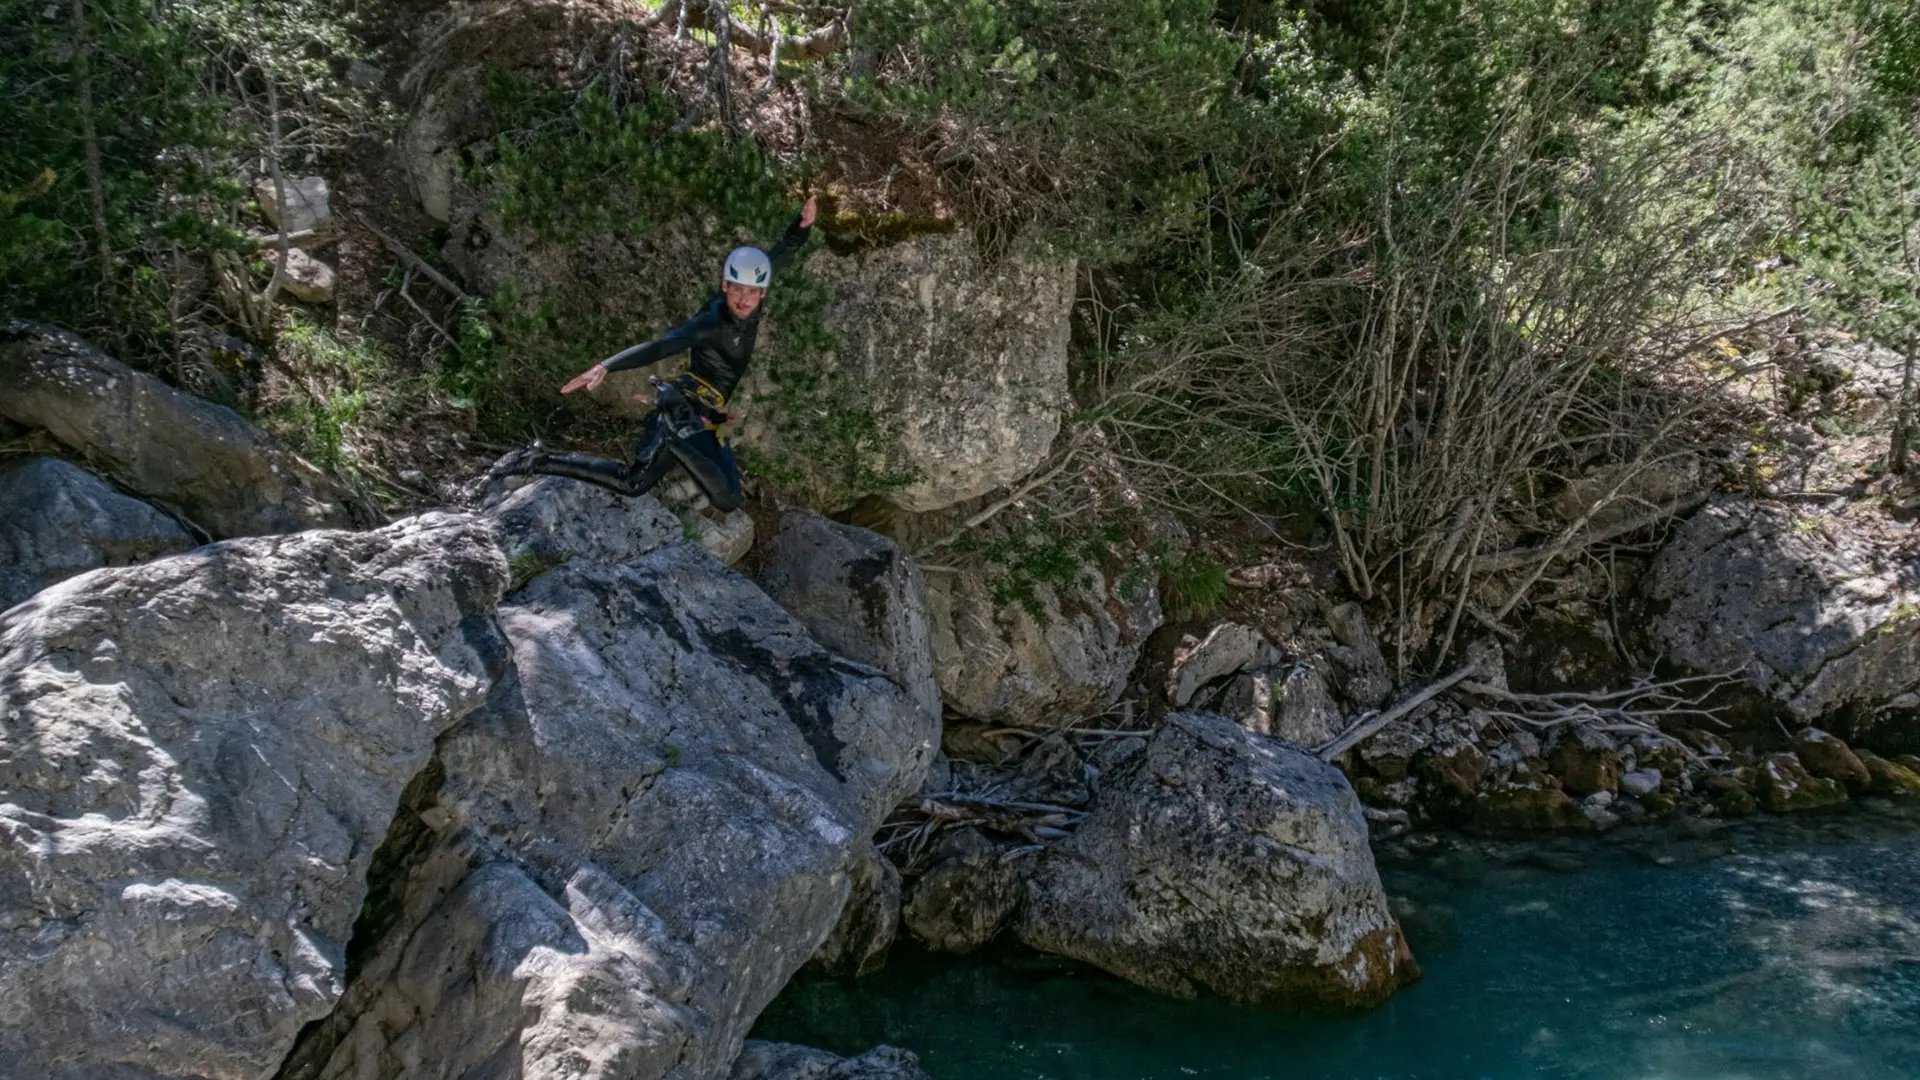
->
xmin=722 ymin=281 xmax=765 ymax=318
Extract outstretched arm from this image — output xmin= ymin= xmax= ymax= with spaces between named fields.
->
xmin=766 ymin=195 xmax=819 ymax=274
xmin=560 ymin=317 xmax=702 ymax=394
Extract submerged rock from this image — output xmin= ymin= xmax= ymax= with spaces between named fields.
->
xmin=731 ymin=1041 xmax=933 ymax=1080
xmin=1858 ymin=751 xmax=1920 ymax=796
xmin=1475 ymin=779 xmax=1586 ymax=831
xmin=1755 ymin=752 xmax=1848 ymax=812
xmin=0 ymin=513 xmax=507 ymax=1080
xmin=0 ymin=456 xmax=194 ymax=610
xmin=1793 ymin=728 xmax=1872 ymax=792
xmin=1016 ymin=713 xmax=1417 ymax=1010
xmin=1547 ymin=727 xmax=1623 ymax=797
xmin=0 ymin=320 xmax=354 ymax=537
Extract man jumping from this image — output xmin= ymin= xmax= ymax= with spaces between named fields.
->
xmin=482 ymin=195 xmax=818 ymax=511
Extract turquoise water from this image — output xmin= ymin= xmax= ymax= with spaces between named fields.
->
xmin=752 ymin=802 xmax=1920 ymax=1079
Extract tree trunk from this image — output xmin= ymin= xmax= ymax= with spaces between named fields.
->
xmin=72 ymin=0 xmax=112 ymax=290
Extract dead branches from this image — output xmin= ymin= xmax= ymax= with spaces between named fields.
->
xmin=877 ymin=794 xmax=1085 ymax=874
xmin=1457 ymin=668 xmax=1747 ymax=746
xmin=1317 ymin=661 xmax=1481 ymax=760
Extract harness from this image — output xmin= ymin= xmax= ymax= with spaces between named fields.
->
xmin=652 ymin=373 xmax=732 ymax=442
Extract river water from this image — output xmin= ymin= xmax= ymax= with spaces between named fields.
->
xmin=752 ymin=801 xmax=1920 ymax=1079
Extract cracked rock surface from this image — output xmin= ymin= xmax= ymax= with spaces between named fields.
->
xmin=283 ymin=540 xmax=937 ymax=1080
xmin=0 ymin=514 xmax=507 ymax=1080
xmin=1648 ymin=497 xmax=1920 ymax=742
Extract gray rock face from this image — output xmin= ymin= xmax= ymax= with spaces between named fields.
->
xmin=268 ymin=247 xmax=337 ymax=303
xmin=1167 ymin=622 xmax=1262 ymax=707
xmin=1325 ymin=603 xmax=1392 ymax=709
xmin=807 ymin=842 xmax=902 ymax=977
xmin=1016 ymin=713 xmax=1417 ymax=1009
xmin=747 ymin=232 xmax=1075 ymax=513
xmin=759 ymin=509 xmax=940 ymax=727
xmin=1271 ymin=660 xmax=1344 ymax=748
xmin=902 ymin=827 xmax=1026 ymax=954
xmin=0 ymin=456 xmax=195 ymax=610
xmin=0 ymin=321 xmax=354 ymax=538
xmin=483 ymin=475 xmax=684 ymax=580
xmin=0 ymin=514 xmax=507 ymax=1080
xmin=1649 ymin=498 xmax=1920 ymax=726
xmin=928 ymin=564 xmax=1163 ymax=726
xmin=730 ymin=1042 xmax=932 ymax=1080
xmin=292 ymin=543 xmax=938 ymax=1080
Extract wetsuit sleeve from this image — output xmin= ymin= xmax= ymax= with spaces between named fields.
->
xmin=766 ymin=214 xmax=813 ymax=274
xmin=598 ymin=313 xmax=702 ymax=372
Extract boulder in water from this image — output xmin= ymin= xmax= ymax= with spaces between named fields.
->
xmin=1016 ymin=713 xmax=1417 ymax=1010
xmin=731 ymin=1041 xmax=933 ymax=1080
xmin=902 ymin=827 xmax=1027 ymax=954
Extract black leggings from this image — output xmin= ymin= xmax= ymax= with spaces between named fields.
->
xmin=525 ymin=417 xmax=744 ymax=512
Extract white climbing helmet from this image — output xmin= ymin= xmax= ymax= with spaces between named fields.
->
xmin=723 ymin=246 xmax=772 ymax=288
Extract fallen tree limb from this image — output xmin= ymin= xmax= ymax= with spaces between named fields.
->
xmin=355 ymin=212 xmax=471 ymax=302
xmin=1316 ymin=661 xmax=1480 ymax=760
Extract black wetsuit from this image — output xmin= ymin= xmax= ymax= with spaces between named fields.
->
xmin=512 ymin=215 xmax=812 ymax=510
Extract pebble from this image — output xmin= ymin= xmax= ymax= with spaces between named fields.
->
xmin=1581 ymin=805 xmax=1622 ymax=831
xmin=1620 ymin=769 xmax=1663 ymax=797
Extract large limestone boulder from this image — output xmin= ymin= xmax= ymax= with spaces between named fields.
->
xmin=288 ymin=542 xmax=939 ymax=1080
xmin=1648 ymin=498 xmax=1920 ymax=740
xmin=482 ymin=474 xmax=684 ymax=580
xmin=929 ymin=564 xmax=1162 ymax=727
xmin=763 ymin=232 xmax=1075 ymax=512
xmin=758 ymin=508 xmax=940 ymax=725
xmin=0 ymin=456 xmax=195 ymax=610
xmin=0 ymin=320 xmax=355 ymax=538
xmin=0 ymin=514 xmax=507 ymax=1080
xmin=1015 ymin=713 xmax=1418 ymax=1010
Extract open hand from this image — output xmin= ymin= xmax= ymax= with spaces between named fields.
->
xmin=561 ymin=364 xmax=607 ymax=395
xmin=800 ymin=194 xmax=818 ymax=229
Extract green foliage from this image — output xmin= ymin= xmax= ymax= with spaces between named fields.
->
xmin=263 ymin=319 xmax=387 ymax=473
xmin=954 ymin=515 xmax=1127 ymax=619
xmin=1158 ymin=550 xmax=1230 ymax=620
xmin=0 ymin=0 xmax=236 ymax=348
xmin=483 ymin=75 xmax=795 ymax=243
xmin=840 ymin=0 xmax=1351 ymax=260
xmin=1 ymin=0 xmax=384 ymax=365
xmin=507 ymin=549 xmax=567 ymax=591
